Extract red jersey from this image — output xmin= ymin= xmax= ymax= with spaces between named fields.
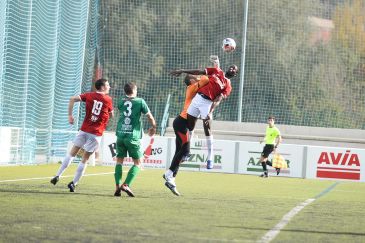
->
xmin=79 ymin=92 xmax=113 ymax=136
xmin=198 ymin=67 xmax=232 ymax=100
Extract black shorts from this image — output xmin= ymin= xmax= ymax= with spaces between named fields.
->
xmin=261 ymin=144 xmax=274 ymax=158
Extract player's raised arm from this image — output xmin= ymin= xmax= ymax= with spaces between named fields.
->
xmin=170 ymin=69 xmax=206 ymax=77
xmin=68 ymin=96 xmax=82 ymax=124
xmin=209 ymin=55 xmax=220 ymax=68
xmin=146 ymin=112 xmax=157 ymax=136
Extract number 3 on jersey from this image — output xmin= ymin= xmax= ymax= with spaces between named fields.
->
xmin=92 ymin=100 xmax=103 ymax=116
xmin=123 ymin=101 xmax=132 ymax=117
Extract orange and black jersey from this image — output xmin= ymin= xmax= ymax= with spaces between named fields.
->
xmin=179 ymin=75 xmax=209 ymax=119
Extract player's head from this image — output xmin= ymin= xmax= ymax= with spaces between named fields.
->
xmin=268 ymin=116 xmax=275 ymax=126
xmin=95 ymin=78 xmax=110 ymax=94
xmin=124 ymin=82 xmax=137 ymax=97
xmin=225 ymin=65 xmax=238 ymax=78
xmin=183 ymin=74 xmax=198 ymax=86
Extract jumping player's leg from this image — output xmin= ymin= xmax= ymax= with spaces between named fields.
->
xmin=172 ymin=116 xmax=184 ymax=167
xmin=186 ymin=94 xmax=207 ymax=132
xmin=169 ymin=142 xmax=189 ymax=177
xmin=185 ymin=113 xmax=198 ymax=166
xmin=168 ymin=116 xmax=189 ymax=178
xmin=203 ymin=118 xmax=214 ymax=169
xmin=186 ymin=94 xmax=212 ymax=149
xmin=187 ymin=114 xmax=198 ymax=132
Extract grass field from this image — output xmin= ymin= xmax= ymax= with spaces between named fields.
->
xmin=0 ymin=164 xmax=364 ymax=242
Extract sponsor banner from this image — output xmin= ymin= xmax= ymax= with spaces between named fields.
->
xmin=306 ymin=146 xmax=364 ymax=181
xmin=176 ymin=138 xmax=236 ymax=173
xmin=238 ymin=141 xmax=304 ymax=177
xmin=102 ymin=132 xmax=167 ymax=169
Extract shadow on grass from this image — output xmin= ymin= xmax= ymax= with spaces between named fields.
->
xmin=217 ymin=225 xmax=365 ymax=236
xmin=0 ymin=187 xmax=160 ymax=199
xmin=0 ymin=188 xmax=116 ymax=198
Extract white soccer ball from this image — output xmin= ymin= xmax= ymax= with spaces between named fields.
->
xmin=222 ymin=38 xmax=236 ymax=52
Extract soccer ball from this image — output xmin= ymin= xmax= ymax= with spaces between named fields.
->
xmin=222 ymin=38 xmax=236 ymax=52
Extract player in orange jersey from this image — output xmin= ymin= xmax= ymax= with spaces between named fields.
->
xmin=170 ymin=63 xmax=238 ymax=169
xmin=162 ymin=74 xmax=210 ymax=195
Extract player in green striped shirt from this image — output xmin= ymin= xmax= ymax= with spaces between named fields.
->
xmin=114 ymin=82 xmax=156 ymax=197
xmin=259 ymin=116 xmax=282 ymax=177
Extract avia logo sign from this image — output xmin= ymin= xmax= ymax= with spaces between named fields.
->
xmin=316 ymin=150 xmax=361 ymax=180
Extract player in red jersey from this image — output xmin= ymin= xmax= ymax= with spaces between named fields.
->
xmin=50 ymin=78 xmax=114 ymax=192
xmin=170 ymin=64 xmax=238 ymax=168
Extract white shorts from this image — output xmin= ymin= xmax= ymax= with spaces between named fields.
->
xmin=73 ymin=131 xmax=102 ymax=153
xmin=187 ymin=93 xmax=213 ymax=119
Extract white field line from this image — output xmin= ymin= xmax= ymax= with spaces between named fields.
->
xmin=258 ymin=182 xmax=339 ymax=243
xmin=258 ymin=198 xmax=315 ymax=243
xmin=0 ymin=172 xmax=115 ymax=183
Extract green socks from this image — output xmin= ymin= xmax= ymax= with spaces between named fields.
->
xmin=124 ymin=165 xmax=140 ymax=186
xmin=114 ymin=164 xmax=123 ymax=185
xmin=115 ymin=164 xmax=140 ymax=187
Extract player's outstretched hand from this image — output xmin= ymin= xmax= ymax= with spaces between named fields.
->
xmin=68 ymin=115 xmax=74 ymax=125
xmin=148 ymin=127 xmax=156 ymax=136
xmin=206 ymin=112 xmax=213 ymax=121
xmin=170 ymin=69 xmax=183 ymax=77
xmin=209 ymin=55 xmax=220 ymax=68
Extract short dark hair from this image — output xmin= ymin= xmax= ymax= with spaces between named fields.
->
xmin=183 ymin=74 xmax=195 ymax=86
xmin=225 ymin=65 xmax=238 ymax=78
xmin=268 ymin=116 xmax=275 ymax=120
xmin=95 ymin=78 xmax=108 ymax=90
xmin=124 ymin=82 xmax=137 ymax=95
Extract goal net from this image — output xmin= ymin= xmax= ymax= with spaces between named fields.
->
xmin=0 ymin=0 xmax=363 ymax=164
xmin=99 ymin=0 xmax=364 ymax=129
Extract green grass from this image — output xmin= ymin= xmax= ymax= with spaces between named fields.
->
xmin=0 ymin=164 xmax=364 ymax=242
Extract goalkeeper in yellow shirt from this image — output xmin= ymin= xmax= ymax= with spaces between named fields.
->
xmin=259 ymin=116 xmax=282 ymax=177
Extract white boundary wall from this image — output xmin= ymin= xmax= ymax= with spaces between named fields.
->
xmin=100 ymin=132 xmax=365 ymax=182
xmin=0 ymin=127 xmax=11 ymax=164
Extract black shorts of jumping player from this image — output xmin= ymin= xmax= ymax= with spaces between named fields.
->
xmin=261 ymin=144 xmax=274 ymax=158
